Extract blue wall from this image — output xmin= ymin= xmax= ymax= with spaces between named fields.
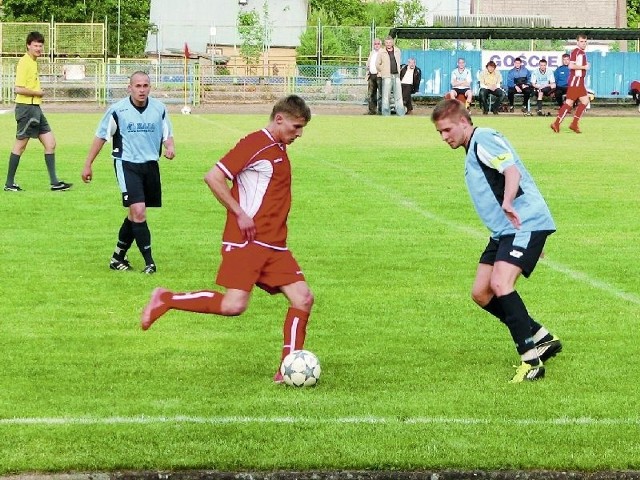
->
xmin=403 ymin=50 xmax=640 ymax=98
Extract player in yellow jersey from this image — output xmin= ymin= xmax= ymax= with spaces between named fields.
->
xmin=4 ymin=31 xmax=71 ymax=192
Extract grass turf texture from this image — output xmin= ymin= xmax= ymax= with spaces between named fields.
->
xmin=0 ymin=111 xmax=639 ymax=473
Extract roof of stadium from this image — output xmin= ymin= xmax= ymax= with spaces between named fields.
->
xmin=389 ymin=27 xmax=640 ymax=41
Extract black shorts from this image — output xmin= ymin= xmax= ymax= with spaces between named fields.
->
xmin=15 ymin=104 xmax=51 ymax=139
xmin=453 ymin=88 xmax=470 ymax=96
xmin=479 ymin=231 xmax=554 ymax=278
xmin=113 ymin=159 xmax=162 ymax=208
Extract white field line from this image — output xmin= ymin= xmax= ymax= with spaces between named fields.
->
xmin=323 ymin=161 xmax=640 ymax=306
xmin=1 ymin=415 xmax=638 ymax=427
xmin=183 ymin=116 xmax=640 ymax=306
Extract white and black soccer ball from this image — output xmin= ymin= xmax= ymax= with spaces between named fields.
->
xmin=280 ymin=349 xmax=321 ymax=387
xmin=181 ymin=105 xmax=191 ymax=115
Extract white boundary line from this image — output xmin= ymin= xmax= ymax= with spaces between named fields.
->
xmin=1 ymin=415 xmax=638 ymax=427
xmin=323 ymin=161 xmax=640 ymax=306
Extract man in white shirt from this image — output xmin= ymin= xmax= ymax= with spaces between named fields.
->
xmin=448 ymin=57 xmax=473 ymax=109
xmin=530 ymin=59 xmax=556 ymax=116
xmin=365 ymin=38 xmax=382 ymax=115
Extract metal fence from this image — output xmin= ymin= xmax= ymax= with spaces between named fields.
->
xmin=2 ymin=52 xmax=640 ymax=106
xmin=0 ymin=21 xmax=106 ymax=59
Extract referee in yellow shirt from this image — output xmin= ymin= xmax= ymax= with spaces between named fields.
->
xmin=4 ymin=31 xmax=71 ymax=192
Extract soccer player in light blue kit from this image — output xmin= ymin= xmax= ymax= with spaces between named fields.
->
xmin=431 ymin=99 xmax=561 ymax=383
xmin=82 ymin=71 xmax=175 ymax=274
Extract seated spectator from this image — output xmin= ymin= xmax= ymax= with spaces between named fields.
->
xmin=530 ymin=59 xmax=556 ymax=115
xmin=553 ymin=54 xmax=570 ymax=107
xmin=506 ymin=57 xmax=532 ymax=113
xmin=448 ymin=57 xmax=473 ymax=109
xmin=629 ymin=80 xmax=640 ymax=112
xmin=400 ymin=58 xmax=422 ymax=114
xmin=478 ymin=60 xmax=505 ymax=115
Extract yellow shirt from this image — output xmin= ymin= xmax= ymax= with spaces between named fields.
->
xmin=15 ymin=53 xmax=42 ymax=105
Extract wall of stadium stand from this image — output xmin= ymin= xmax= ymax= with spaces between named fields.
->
xmin=2 ymin=50 xmax=640 ymax=107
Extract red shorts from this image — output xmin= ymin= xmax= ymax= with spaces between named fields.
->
xmin=566 ymin=84 xmax=588 ymax=101
xmin=216 ymin=242 xmax=306 ymax=294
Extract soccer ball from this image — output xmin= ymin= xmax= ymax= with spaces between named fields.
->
xmin=280 ymin=350 xmax=321 ymax=387
xmin=181 ymin=105 xmax=191 ymax=115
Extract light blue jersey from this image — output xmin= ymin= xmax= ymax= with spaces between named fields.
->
xmin=531 ymin=68 xmax=554 ymax=88
xmin=465 ymin=127 xmax=556 ymax=239
xmin=96 ymin=96 xmax=173 ymax=163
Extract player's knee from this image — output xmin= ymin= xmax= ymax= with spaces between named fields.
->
xmin=220 ymin=298 xmax=248 ymax=316
xmin=292 ymin=289 xmax=314 ymax=312
xmin=489 ymin=278 xmax=511 ymax=297
xmin=471 ymin=289 xmax=489 ymax=306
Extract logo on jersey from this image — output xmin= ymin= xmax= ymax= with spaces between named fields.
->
xmin=509 ymin=249 xmax=524 ymax=258
xmin=127 ymin=122 xmax=156 ymax=133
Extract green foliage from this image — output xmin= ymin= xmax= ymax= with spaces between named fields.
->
xmin=1 ymin=0 xmax=151 ymax=57
xmin=628 ymin=0 xmax=640 ymax=28
xmin=237 ymin=6 xmax=268 ymax=68
xmin=394 ymin=0 xmax=428 ymax=26
xmin=308 ymin=0 xmax=365 ymax=25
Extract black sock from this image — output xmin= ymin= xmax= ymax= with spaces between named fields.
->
xmin=113 ymin=218 xmax=134 ymax=260
xmin=6 ymin=153 xmax=21 ymax=186
xmin=497 ymin=291 xmax=535 ymax=355
xmin=131 ymin=220 xmax=154 ymax=266
xmin=484 ymin=295 xmax=547 ymax=343
xmin=44 ymin=153 xmax=59 ymax=184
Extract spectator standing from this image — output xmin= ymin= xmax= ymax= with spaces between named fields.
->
xmin=506 ymin=57 xmax=532 ymax=113
xmin=400 ymin=58 xmax=422 ymax=114
xmin=376 ymin=36 xmax=405 ymax=116
xmin=478 ymin=60 xmax=505 ymax=115
xmin=365 ymin=38 xmax=382 ymax=115
xmin=448 ymin=58 xmax=473 ymax=109
xmin=530 ymin=59 xmax=556 ymax=116
xmin=553 ymin=54 xmax=570 ymax=106
xmin=4 ymin=31 xmax=72 ymax=192
xmin=551 ymin=35 xmax=591 ymax=134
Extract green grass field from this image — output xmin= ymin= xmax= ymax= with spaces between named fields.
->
xmin=1 ymin=110 xmax=639 ymax=474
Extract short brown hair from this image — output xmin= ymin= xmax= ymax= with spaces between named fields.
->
xmin=271 ymin=95 xmax=312 ymax=122
xmin=431 ymin=98 xmax=472 ymax=124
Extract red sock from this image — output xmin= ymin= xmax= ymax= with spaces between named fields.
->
xmin=280 ymin=307 xmax=310 ymax=362
xmin=573 ymin=102 xmax=587 ymax=122
xmin=555 ymin=104 xmax=570 ymax=123
xmin=165 ymin=290 xmax=224 ymax=314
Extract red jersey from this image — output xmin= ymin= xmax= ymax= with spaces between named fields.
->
xmin=216 ymin=128 xmax=291 ymax=250
xmin=568 ymin=46 xmax=587 ymax=88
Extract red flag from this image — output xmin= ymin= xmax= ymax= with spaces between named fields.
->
xmin=184 ymin=42 xmax=190 ymax=59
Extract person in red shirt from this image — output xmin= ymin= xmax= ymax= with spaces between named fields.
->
xmin=629 ymin=80 xmax=640 ymax=112
xmin=140 ymin=95 xmax=314 ymax=383
xmin=551 ymin=34 xmax=590 ymax=134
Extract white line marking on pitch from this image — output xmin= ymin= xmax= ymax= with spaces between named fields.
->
xmin=323 ymin=162 xmax=640 ymax=306
xmin=1 ymin=415 xmax=638 ymax=427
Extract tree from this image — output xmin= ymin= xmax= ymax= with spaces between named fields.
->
xmin=237 ymin=2 xmax=270 ymax=72
xmin=1 ymin=0 xmax=151 ymax=57
xmin=395 ymin=0 xmax=428 ymax=27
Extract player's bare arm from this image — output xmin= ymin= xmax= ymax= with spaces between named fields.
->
xmin=502 ymin=165 xmax=522 ymax=229
xmin=14 ymin=86 xmax=43 ymax=97
xmin=204 ymin=166 xmax=256 ymax=242
xmin=81 ymin=137 xmax=108 ymax=183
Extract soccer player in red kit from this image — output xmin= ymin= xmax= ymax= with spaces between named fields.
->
xmin=551 ymin=34 xmax=590 ymax=134
xmin=140 ymin=95 xmax=314 ymax=383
